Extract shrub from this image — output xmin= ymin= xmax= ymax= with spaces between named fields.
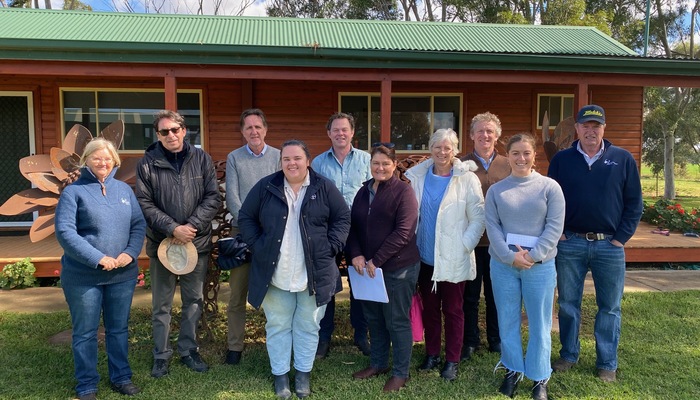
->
xmin=642 ymin=199 xmax=700 ymax=233
xmin=0 ymin=258 xmax=37 ymax=290
xmin=137 ymin=268 xmax=150 ymax=289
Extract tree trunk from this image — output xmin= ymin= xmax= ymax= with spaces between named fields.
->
xmin=424 ymin=0 xmax=434 ymax=21
xmin=663 ymin=129 xmax=675 ymax=199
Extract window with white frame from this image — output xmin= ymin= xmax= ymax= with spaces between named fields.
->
xmin=537 ymin=94 xmax=574 ymax=129
xmin=339 ymin=93 xmax=462 ymax=152
xmin=61 ymin=89 xmax=203 ymax=152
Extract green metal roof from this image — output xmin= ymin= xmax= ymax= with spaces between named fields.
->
xmin=0 ymin=8 xmax=635 ymax=56
xmin=2 ymin=7 xmax=700 ymax=78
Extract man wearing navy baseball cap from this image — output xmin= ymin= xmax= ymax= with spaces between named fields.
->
xmin=548 ymin=104 xmax=642 ymax=383
xmin=576 ymin=104 xmax=606 ymax=124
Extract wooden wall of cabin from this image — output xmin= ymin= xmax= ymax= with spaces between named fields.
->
xmin=0 ymin=77 xmax=643 ymax=172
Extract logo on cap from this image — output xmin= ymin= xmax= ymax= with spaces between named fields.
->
xmin=582 ymin=110 xmax=604 ymax=118
xmin=576 ymin=105 xmax=605 ymax=124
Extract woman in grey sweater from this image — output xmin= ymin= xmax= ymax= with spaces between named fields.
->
xmin=484 ymin=133 xmax=565 ymax=400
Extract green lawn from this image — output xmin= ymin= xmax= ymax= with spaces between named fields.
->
xmin=641 ymin=164 xmax=700 ymax=209
xmin=1 ymin=292 xmax=699 ymax=399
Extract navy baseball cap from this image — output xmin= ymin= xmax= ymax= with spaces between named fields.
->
xmin=576 ymin=105 xmax=606 ymax=124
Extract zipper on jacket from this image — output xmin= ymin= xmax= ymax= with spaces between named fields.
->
xmin=299 ymin=213 xmax=316 ymax=296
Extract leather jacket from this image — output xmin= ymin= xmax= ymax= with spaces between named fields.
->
xmin=135 ymin=141 xmax=220 ymax=255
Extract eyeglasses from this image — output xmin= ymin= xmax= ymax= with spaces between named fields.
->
xmin=372 ymin=142 xmax=395 ymax=149
xmin=157 ymin=126 xmax=182 ymax=136
xmin=89 ymin=157 xmax=113 ymax=164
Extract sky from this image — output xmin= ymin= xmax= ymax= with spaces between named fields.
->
xmin=50 ymin=0 xmax=268 ymax=16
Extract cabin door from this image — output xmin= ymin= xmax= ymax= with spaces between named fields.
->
xmin=0 ymin=92 xmax=36 ymax=228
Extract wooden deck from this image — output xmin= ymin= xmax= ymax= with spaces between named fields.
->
xmin=0 ymin=235 xmax=148 ymax=277
xmin=0 ymin=221 xmax=697 ymax=277
xmin=625 ymin=221 xmax=700 ymax=263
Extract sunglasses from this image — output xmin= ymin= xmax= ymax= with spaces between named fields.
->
xmin=157 ymin=126 xmax=182 ymax=136
xmin=372 ymin=142 xmax=395 ymax=149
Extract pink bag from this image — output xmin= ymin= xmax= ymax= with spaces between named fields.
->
xmin=410 ymin=291 xmax=424 ymax=342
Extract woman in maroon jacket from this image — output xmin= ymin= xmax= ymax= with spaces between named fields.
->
xmin=345 ymin=143 xmax=420 ymax=393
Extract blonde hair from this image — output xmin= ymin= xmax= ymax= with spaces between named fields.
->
xmin=80 ymin=138 xmax=121 ymax=167
xmin=470 ymin=112 xmax=502 ymax=138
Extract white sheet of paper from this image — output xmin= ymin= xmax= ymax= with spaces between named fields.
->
xmin=348 ymin=266 xmax=389 ymax=303
xmin=506 ymin=233 xmax=539 ymax=249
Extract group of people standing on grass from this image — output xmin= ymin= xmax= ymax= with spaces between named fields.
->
xmin=55 ymin=104 xmax=642 ymax=400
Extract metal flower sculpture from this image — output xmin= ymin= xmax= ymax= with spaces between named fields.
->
xmin=541 ymin=112 xmax=576 ymax=162
xmin=0 ymin=120 xmax=138 ymax=242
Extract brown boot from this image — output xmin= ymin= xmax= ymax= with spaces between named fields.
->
xmin=383 ymin=376 xmax=408 ymax=392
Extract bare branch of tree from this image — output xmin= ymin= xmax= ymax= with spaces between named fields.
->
xmin=654 ymin=0 xmax=672 ymax=57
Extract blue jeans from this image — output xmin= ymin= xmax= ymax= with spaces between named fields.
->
xmin=491 ymin=258 xmax=556 ymax=381
xmin=62 ymin=278 xmax=136 ymax=396
xmin=319 ymin=253 xmax=368 ymax=344
xmin=362 ymin=262 xmax=419 ymax=378
xmin=556 ymin=234 xmax=625 ymax=371
xmin=262 ymin=285 xmax=327 ymax=375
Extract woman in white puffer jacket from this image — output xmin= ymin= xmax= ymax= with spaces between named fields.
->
xmin=405 ymin=128 xmax=485 ymax=382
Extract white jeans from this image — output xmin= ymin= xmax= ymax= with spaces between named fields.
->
xmin=261 ymin=285 xmax=326 ymax=375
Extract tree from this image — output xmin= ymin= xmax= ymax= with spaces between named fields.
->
xmin=346 ymin=0 xmax=399 ymax=20
xmin=640 ymin=1 xmax=699 ymax=199
xmin=64 ymin=0 xmax=92 ymax=10
xmin=643 ymin=86 xmax=700 ymax=180
xmin=101 ymin=0 xmax=255 ymax=15
xmin=266 ymin=0 xmax=340 ymax=18
xmin=266 ymin=0 xmax=399 ymax=19
xmin=585 ymin=0 xmax=647 ymax=49
xmin=7 ymin=0 xmax=32 ymax=7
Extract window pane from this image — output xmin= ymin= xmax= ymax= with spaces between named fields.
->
xmin=434 ymin=96 xmax=460 ymax=132
xmin=391 ymin=97 xmax=431 ymax=151
xmin=538 ymin=96 xmax=563 ymax=125
xmin=97 ymin=92 xmax=164 ymax=151
xmin=370 ymin=97 xmax=380 ymax=148
xmin=539 ymin=95 xmax=574 ymax=127
xmin=179 ymin=93 xmax=202 ymax=148
xmin=563 ymin=97 xmax=574 ymax=121
xmin=63 ymin=90 xmax=202 ymax=151
xmin=538 ymin=95 xmax=550 ymax=127
xmin=339 ymin=94 xmax=461 ymax=152
xmin=340 ymin=96 xmax=370 ymax=151
xmin=549 ymin=97 xmax=562 ymax=125
xmin=63 ymin=91 xmax=97 ymax=138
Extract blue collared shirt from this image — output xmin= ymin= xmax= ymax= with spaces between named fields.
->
xmin=311 ymin=147 xmax=371 ymax=209
xmin=577 ymin=141 xmax=605 ymax=166
xmin=473 ymin=151 xmax=495 ymax=171
xmin=246 ymin=144 xmax=269 ymax=158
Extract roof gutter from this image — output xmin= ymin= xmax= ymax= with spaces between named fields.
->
xmin=1 ymin=38 xmax=699 ymax=77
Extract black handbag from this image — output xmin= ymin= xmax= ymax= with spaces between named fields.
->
xmin=217 ymin=234 xmax=250 ymax=270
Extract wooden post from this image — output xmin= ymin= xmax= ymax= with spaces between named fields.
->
xmin=164 ymin=75 xmax=178 ymax=112
xmin=575 ymin=83 xmax=589 ymax=110
xmin=380 ymin=78 xmax=391 ymax=142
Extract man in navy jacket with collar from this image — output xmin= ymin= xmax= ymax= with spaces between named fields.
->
xmin=548 ymin=105 xmax=642 ymax=383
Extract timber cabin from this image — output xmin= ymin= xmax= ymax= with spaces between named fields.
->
xmin=1 ymin=8 xmax=700 ymax=258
